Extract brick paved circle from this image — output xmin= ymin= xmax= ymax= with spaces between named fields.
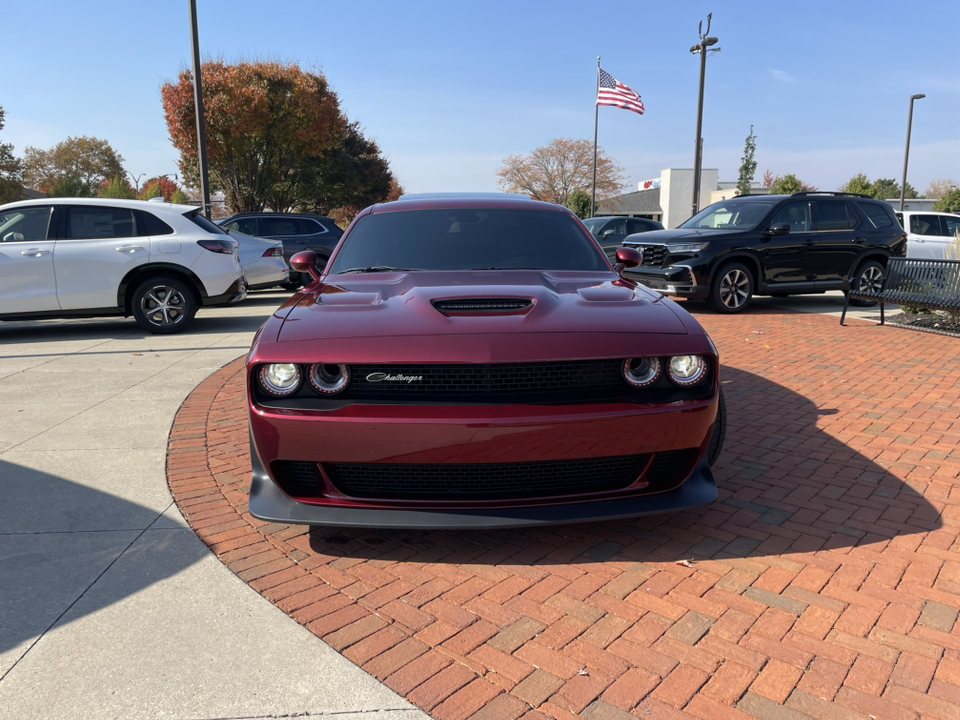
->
xmin=167 ymin=308 xmax=960 ymax=720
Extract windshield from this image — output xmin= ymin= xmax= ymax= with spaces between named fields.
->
xmin=680 ymin=199 xmax=778 ymax=230
xmin=328 ymin=208 xmax=607 ymax=273
xmin=581 ymin=218 xmax=605 ymax=235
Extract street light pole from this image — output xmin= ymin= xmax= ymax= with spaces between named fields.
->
xmin=188 ymin=0 xmax=212 ymax=219
xmin=690 ymin=14 xmax=720 ymax=218
xmin=126 ymin=172 xmax=144 ymax=195
xmin=899 ymin=93 xmax=925 ymax=211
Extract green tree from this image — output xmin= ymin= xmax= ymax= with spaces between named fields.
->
xmin=497 ymin=138 xmax=625 ymax=206
xmin=161 ymin=61 xmax=345 ymax=212
xmin=170 ymin=189 xmax=190 ymax=205
xmin=934 ymin=188 xmax=960 ymax=213
xmin=23 ymin=136 xmax=125 ymax=194
xmin=736 ymin=125 xmax=757 ymax=196
xmin=565 ymin=189 xmax=591 ymax=219
xmin=99 ymin=174 xmax=137 ymax=199
xmin=870 ymin=178 xmax=917 ymax=200
xmin=925 ymin=179 xmax=957 ymax=199
xmin=0 ymin=106 xmax=24 ymax=203
xmin=47 ymin=175 xmax=94 ymax=197
xmin=768 ymin=174 xmax=808 ymax=195
xmin=840 ymin=173 xmax=872 ymax=195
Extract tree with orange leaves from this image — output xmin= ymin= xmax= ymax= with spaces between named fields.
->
xmin=161 ymin=61 xmax=345 ymax=213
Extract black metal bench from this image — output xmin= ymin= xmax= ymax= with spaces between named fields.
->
xmin=840 ymin=257 xmax=960 ymax=325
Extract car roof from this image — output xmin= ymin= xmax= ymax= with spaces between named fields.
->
xmin=225 ymin=212 xmax=335 ymax=220
xmin=370 ymin=193 xmax=565 ymax=214
xmin=898 ymin=210 xmax=957 ymax=216
xmin=1 ymin=197 xmax=198 ymax=216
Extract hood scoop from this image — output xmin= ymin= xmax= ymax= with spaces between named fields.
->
xmin=432 ymin=297 xmax=534 ymax=316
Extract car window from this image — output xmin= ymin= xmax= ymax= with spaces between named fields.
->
xmin=628 ymin=219 xmax=658 ymax=233
xmin=299 ymin=218 xmax=331 ymax=235
xmin=681 ymin=199 xmax=777 ymax=230
xmin=813 ymin=200 xmax=855 ymax=231
xmin=137 ymin=210 xmax=174 ymax=236
xmin=943 ymin=216 xmax=960 ymax=237
xmin=261 ymin=217 xmax=301 ymax=236
xmin=911 ymin=215 xmax=942 ymax=236
xmin=599 ymin=219 xmax=627 ymax=236
xmin=858 ymin=202 xmax=896 ymax=229
xmin=186 ymin=210 xmax=228 ymax=235
xmin=581 ymin=218 xmax=604 ymax=235
xmin=0 ymin=206 xmax=54 ymax=242
xmin=66 ymin=206 xmax=136 ymax=240
xmin=329 ymin=208 xmax=607 ymax=273
xmin=769 ymin=201 xmax=811 ymax=232
xmin=224 ymin=218 xmax=258 ymax=235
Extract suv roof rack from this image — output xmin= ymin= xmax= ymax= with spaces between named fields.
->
xmin=790 ymin=191 xmax=873 ymax=199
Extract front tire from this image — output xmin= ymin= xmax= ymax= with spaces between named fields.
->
xmin=131 ymin=277 xmax=196 ymax=334
xmin=849 ymin=260 xmax=884 ymax=307
xmin=709 ymin=262 xmax=754 ymax=313
xmin=707 ymin=389 xmax=726 ymax=467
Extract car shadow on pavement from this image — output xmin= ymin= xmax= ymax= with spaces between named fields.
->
xmin=306 ymin=365 xmax=942 ymax=566
xmin=0 ymin=460 xmax=204 ymax=658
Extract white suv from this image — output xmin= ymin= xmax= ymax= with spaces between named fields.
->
xmin=0 ymin=198 xmax=247 ymax=333
xmin=896 ymin=210 xmax=960 ymax=259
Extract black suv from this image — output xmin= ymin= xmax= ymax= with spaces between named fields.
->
xmin=219 ymin=213 xmax=343 ymax=288
xmin=622 ymin=192 xmax=906 ymax=313
xmin=581 ymin=216 xmax=663 ymax=262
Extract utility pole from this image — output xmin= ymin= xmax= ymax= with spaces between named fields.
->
xmin=189 ymin=0 xmax=212 ymax=218
xmin=899 ymin=93 xmax=925 ymax=211
xmin=690 ymin=14 xmax=720 ymax=218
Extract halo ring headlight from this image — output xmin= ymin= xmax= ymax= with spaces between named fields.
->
xmin=668 ymin=355 xmax=708 ymax=386
xmin=622 ymin=357 xmax=661 ymax=388
xmin=259 ymin=363 xmax=301 ymax=397
xmin=309 ymin=363 xmax=350 ymax=395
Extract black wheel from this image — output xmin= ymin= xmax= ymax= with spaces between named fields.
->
xmin=849 ymin=260 xmax=884 ymax=307
xmin=131 ymin=277 xmax=197 ymax=334
xmin=709 ymin=262 xmax=753 ymax=313
xmin=707 ymin=389 xmax=726 ymax=467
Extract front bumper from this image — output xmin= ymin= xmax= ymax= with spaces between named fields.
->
xmin=623 ymin=266 xmax=709 ymax=300
xmin=248 ymin=395 xmax=719 ymax=528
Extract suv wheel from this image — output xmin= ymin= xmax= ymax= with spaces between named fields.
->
xmin=849 ymin=260 xmax=884 ymax=307
xmin=132 ymin=277 xmax=197 ymax=334
xmin=707 ymin=389 xmax=726 ymax=467
xmin=709 ymin=263 xmax=753 ymax=313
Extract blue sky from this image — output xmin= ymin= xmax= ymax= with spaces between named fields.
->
xmin=4 ymin=0 xmax=958 ymax=196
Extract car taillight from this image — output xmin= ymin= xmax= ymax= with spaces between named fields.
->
xmin=262 ymin=247 xmax=284 ymax=257
xmin=197 ymin=239 xmax=236 ymax=254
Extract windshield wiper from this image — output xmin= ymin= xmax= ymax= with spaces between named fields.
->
xmin=338 ymin=266 xmax=418 ymax=274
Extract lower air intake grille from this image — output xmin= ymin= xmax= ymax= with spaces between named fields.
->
xmin=635 ymin=277 xmax=668 ymax=290
xmin=271 ymin=460 xmax=323 ymax=498
xmin=646 ymin=449 xmax=700 ymax=490
xmin=326 ymin=455 xmax=649 ymax=500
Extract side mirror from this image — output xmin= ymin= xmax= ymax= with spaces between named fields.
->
xmin=600 ymin=228 xmax=617 ymax=238
xmin=765 ymin=223 xmax=790 ymax=236
xmin=290 ymin=250 xmax=323 ymax=283
xmin=614 ymin=246 xmax=641 ymax=271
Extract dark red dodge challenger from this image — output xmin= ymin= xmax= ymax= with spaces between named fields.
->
xmin=247 ymin=193 xmax=724 ymax=528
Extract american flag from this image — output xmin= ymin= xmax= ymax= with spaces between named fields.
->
xmin=597 ymin=69 xmax=645 ymax=115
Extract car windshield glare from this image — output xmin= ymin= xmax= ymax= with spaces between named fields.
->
xmin=328 ymin=209 xmax=607 ymax=273
xmin=680 ymin=199 xmax=778 ymax=230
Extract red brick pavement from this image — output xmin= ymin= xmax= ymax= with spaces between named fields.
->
xmin=167 ymin=308 xmax=960 ymax=720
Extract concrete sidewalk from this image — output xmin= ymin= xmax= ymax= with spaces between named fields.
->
xmin=0 ymin=289 xmax=887 ymax=720
xmin=0 ymin=292 xmax=427 ymax=720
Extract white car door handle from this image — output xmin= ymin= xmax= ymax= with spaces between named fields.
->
xmin=116 ymin=245 xmax=145 ymax=253
xmin=20 ymin=248 xmax=51 ymax=257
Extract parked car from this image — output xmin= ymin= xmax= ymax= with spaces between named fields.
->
xmin=246 ymin=193 xmax=723 ymax=528
xmin=582 ymin=216 xmax=664 ymax=261
xmin=895 ymin=210 xmax=960 ymax=259
xmin=622 ymin=192 xmax=907 ymax=313
xmin=222 ymin=229 xmax=289 ymax=290
xmin=0 ymin=198 xmax=246 ymax=333
xmin=218 ymin=213 xmax=343 ymax=289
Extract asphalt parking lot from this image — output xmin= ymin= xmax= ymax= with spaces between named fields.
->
xmin=4 ymin=290 xmax=959 ymax=720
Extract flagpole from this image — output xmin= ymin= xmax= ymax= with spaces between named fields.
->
xmin=591 ymin=56 xmax=600 ymax=218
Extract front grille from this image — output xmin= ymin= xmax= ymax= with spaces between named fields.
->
xmin=432 ymin=298 xmax=533 ymax=314
xmin=636 ymin=245 xmax=667 ymax=267
xmin=346 ymin=360 xmax=625 ymax=401
xmin=326 ymin=455 xmax=649 ymax=500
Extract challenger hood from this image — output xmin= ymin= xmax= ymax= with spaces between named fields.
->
xmin=275 ymin=270 xmax=689 ymax=342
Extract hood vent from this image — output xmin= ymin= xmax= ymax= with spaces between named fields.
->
xmin=432 ymin=298 xmax=534 ymax=316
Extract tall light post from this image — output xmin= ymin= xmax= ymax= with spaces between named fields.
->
xmin=126 ymin=171 xmax=144 ymax=195
xmin=690 ymin=14 xmax=720 ymax=218
xmin=899 ymin=93 xmax=925 ymax=211
xmin=188 ymin=0 xmax=212 ymax=218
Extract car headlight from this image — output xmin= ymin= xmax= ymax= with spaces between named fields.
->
xmin=309 ymin=363 xmax=350 ymax=395
xmin=667 ymin=242 xmax=709 ymax=254
xmin=668 ymin=356 xmax=708 ymax=386
xmin=622 ymin=357 xmax=662 ymax=388
xmin=259 ymin=363 xmax=301 ymax=396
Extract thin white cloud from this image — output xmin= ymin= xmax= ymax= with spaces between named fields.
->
xmin=770 ymin=69 xmax=799 ymax=84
